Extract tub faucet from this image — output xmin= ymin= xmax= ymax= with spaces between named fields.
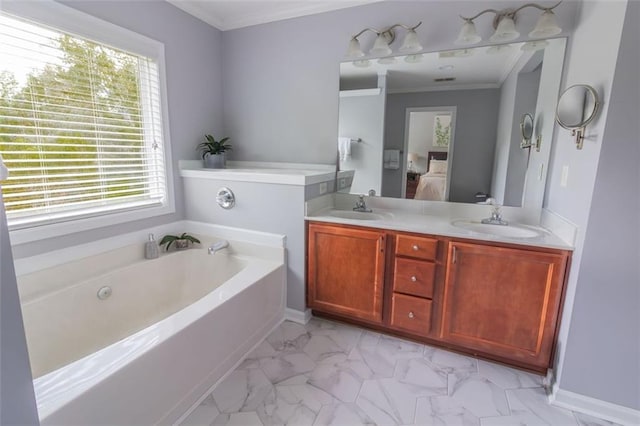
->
xmin=353 ymin=195 xmax=372 ymax=212
xmin=208 ymin=240 xmax=229 ymax=255
xmin=481 ymin=198 xmax=508 ymax=226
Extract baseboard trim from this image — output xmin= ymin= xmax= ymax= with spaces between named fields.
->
xmin=549 ymin=383 xmax=640 ymax=426
xmin=284 ymin=308 xmax=311 ymax=324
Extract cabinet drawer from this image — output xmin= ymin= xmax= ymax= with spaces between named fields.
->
xmin=396 ymin=235 xmax=438 ymax=260
xmin=390 ymin=293 xmax=432 ymax=336
xmin=393 ymin=258 xmax=435 ymax=298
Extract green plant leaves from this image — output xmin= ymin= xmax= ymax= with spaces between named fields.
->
xmin=198 ymin=134 xmax=232 ymax=156
xmin=159 ymin=233 xmax=200 ymax=251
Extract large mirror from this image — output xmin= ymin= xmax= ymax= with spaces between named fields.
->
xmin=336 ymin=38 xmax=566 ymax=208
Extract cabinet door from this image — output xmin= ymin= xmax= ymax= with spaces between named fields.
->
xmin=307 ymin=223 xmax=386 ymax=323
xmin=440 ymin=241 xmax=567 ymax=368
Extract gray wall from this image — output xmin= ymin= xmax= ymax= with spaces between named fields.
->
xmin=0 ymin=192 xmax=39 ymax=425
xmin=12 ymin=0 xmax=223 ymax=259
xmin=338 ymin=91 xmax=386 ymax=194
xmin=542 ymin=0 xmax=629 ymax=406
xmin=182 ymin=177 xmax=307 ymax=311
xmin=220 ymin=1 xmax=578 ymax=167
xmin=383 ymin=89 xmax=500 ymax=202
xmin=558 ymin=0 xmax=639 ymax=409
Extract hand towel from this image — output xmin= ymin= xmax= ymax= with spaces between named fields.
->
xmin=338 ymin=137 xmax=352 ymax=161
xmin=383 ymin=149 xmax=400 ymax=169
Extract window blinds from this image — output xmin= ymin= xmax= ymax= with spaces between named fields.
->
xmin=0 ymin=13 xmax=167 ymax=228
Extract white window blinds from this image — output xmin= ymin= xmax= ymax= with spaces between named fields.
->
xmin=0 ymin=12 xmax=167 ymax=229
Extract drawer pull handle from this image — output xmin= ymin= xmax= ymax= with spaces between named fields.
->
xmin=412 ymin=244 xmax=419 ymax=251
xmin=411 ymin=276 xmax=417 ymax=282
xmin=408 ymin=311 xmax=415 ymax=319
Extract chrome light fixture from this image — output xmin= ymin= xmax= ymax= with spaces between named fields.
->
xmin=455 ymin=1 xmax=562 ymax=46
xmin=346 ymin=22 xmax=423 ymax=59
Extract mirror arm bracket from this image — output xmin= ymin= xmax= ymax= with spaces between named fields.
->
xmin=572 ymin=128 xmax=586 ymax=150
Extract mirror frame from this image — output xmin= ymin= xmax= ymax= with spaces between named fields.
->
xmin=555 ymin=84 xmax=600 ymax=150
xmin=520 ymin=113 xmax=534 ymax=147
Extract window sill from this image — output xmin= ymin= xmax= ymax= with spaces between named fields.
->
xmin=8 ymin=201 xmax=175 ymax=246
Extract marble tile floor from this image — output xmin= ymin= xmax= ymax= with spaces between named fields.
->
xmin=180 ymin=318 xmax=621 ymax=426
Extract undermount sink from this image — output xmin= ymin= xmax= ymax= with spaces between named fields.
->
xmin=451 ymin=219 xmax=545 ymax=239
xmin=326 ymin=210 xmax=391 ymax=221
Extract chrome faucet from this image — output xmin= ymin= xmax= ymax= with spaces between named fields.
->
xmin=481 ymin=198 xmax=508 ymax=226
xmin=353 ymin=195 xmax=372 ymax=213
xmin=208 ymin=240 xmax=229 ymax=255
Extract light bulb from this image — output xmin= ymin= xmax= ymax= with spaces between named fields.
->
xmin=346 ymin=37 xmax=364 ymax=58
xmin=489 ymin=16 xmax=520 ymax=42
xmin=455 ymin=20 xmax=481 ymax=45
xmin=529 ymin=10 xmax=562 ymax=38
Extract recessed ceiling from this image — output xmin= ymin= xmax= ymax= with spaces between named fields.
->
xmin=167 ymin=0 xmax=384 ymax=31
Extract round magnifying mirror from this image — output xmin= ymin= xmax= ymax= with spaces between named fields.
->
xmin=556 ymin=84 xmax=599 ymax=130
xmin=520 ymin=113 xmax=534 ymax=144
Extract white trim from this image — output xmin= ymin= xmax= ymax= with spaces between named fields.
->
xmin=2 ymin=0 xmax=161 ymax=58
xmin=339 ymin=88 xmax=382 ymax=98
xmin=166 ymin=0 xmax=384 ymax=31
xmin=13 ymin=220 xmax=286 ymax=276
xmin=549 ymin=383 xmax=640 ymax=426
xmin=388 ymin=83 xmax=500 ymax=94
xmin=183 ymin=221 xmax=286 ymax=248
xmin=179 ymin=161 xmax=335 ymax=186
xmin=2 ymin=0 xmax=176 ymax=245
xmin=285 ymin=308 xmax=312 ymax=325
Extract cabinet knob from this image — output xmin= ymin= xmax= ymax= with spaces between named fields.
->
xmin=411 ymin=276 xmax=417 ymax=282
xmin=408 ymin=311 xmax=415 ymax=319
xmin=412 ymin=245 xmax=419 ymax=251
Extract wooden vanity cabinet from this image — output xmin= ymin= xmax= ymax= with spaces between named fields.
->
xmin=306 ymin=221 xmax=571 ymax=373
xmin=440 ymin=241 xmax=569 ymax=370
xmin=307 ymin=222 xmax=386 ymax=324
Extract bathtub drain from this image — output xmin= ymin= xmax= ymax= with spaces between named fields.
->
xmin=97 ymin=286 xmax=112 ymax=300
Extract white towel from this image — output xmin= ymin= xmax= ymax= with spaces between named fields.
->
xmin=338 ymin=137 xmax=351 ymax=161
xmin=383 ymin=149 xmax=400 ymax=169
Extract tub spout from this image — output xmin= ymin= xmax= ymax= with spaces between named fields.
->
xmin=208 ymin=240 xmax=229 ymax=255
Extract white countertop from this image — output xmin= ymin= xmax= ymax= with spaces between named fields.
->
xmin=179 ymin=160 xmax=335 ymax=185
xmin=306 ymin=206 xmax=574 ymax=251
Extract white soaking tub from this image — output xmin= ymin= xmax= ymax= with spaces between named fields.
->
xmin=15 ymin=223 xmax=286 ymax=425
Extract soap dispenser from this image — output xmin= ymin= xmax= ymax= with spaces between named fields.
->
xmin=145 ymin=233 xmax=159 ymax=259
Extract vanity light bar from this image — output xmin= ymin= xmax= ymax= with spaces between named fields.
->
xmin=455 ymin=1 xmax=562 ymax=46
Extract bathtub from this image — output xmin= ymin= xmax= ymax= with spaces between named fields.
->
xmin=15 ymin=223 xmax=286 ymax=425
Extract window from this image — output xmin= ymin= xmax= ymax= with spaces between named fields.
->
xmin=0 ymin=1 xmax=173 ymax=240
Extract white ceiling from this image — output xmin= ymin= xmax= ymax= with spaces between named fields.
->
xmin=166 ymin=0 xmax=384 ymax=31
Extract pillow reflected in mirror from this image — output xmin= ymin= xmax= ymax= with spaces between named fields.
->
xmin=428 ymin=159 xmax=448 ymax=175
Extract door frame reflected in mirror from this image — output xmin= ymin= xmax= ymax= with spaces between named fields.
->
xmin=401 ymin=106 xmax=457 ymax=201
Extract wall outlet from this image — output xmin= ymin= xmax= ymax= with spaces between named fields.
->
xmin=538 ymin=163 xmax=544 ymax=181
xmin=560 ymin=165 xmax=569 ymax=187
xmin=319 ymin=182 xmax=327 ymax=195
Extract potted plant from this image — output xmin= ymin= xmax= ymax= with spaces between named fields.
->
xmin=159 ymin=233 xmax=201 ymax=251
xmin=197 ymin=134 xmax=232 ymax=169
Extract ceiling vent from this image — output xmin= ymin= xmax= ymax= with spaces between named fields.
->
xmin=434 ymin=77 xmax=456 ymax=82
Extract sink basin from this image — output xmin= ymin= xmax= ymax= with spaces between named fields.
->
xmin=326 ymin=210 xmax=391 ymax=221
xmin=451 ymin=220 xmax=545 ymax=239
